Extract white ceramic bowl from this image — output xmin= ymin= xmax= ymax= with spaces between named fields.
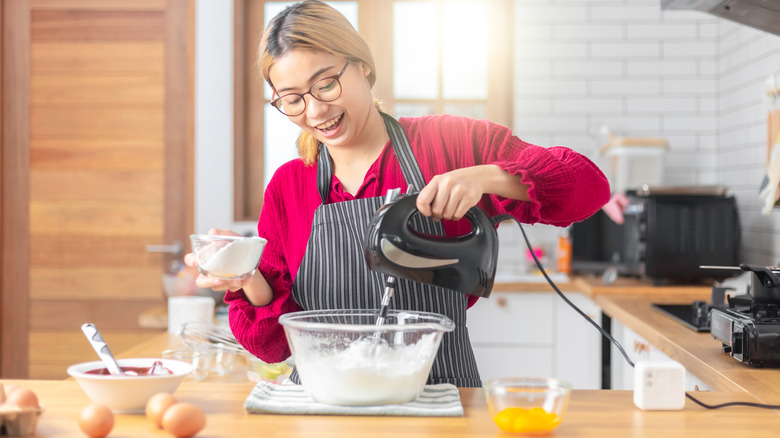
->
xmin=67 ymin=358 xmax=193 ymax=413
xmin=190 ymin=234 xmax=267 ymax=280
xmin=279 ymin=309 xmax=454 ymax=406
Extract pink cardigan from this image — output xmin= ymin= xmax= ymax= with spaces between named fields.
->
xmin=225 ymin=114 xmax=610 ymax=363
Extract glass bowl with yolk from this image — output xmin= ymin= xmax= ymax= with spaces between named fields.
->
xmin=484 ymin=378 xmax=571 ymax=436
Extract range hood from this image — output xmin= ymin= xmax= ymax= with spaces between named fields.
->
xmin=662 ymin=0 xmax=780 ymax=37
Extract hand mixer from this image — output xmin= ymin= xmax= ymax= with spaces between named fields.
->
xmin=364 ymin=189 xmax=502 ymax=301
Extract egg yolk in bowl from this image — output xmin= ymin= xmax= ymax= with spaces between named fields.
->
xmin=492 ymin=406 xmax=561 ymax=435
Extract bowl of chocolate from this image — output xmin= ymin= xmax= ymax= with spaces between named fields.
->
xmin=67 ymin=358 xmax=193 ymax=413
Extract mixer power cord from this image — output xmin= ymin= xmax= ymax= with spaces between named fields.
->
xmin=510 ymin=218 xmax=780 ymax=410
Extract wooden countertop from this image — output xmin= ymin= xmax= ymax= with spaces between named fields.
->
xmin=16 ymin=280 xmax=780 ymax=437
xmin=492 ymin=274 xmax=713 ymax=296
xmin=595 ymin=292 xmax=780 ymax=405
xmin=5 ymin=379 xmax=779 ymax=437
xmin=496 ymin=275 xmax=780 ymax=406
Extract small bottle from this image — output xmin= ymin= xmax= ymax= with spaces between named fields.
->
xmin=557 ymin=229 xmax=572 ymax=275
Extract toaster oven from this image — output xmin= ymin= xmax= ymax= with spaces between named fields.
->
xmin=572 ymin=187 xmax=740 ymax=284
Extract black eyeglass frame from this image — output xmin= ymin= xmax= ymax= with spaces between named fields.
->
xmin=270 ymin=61 xmax=350 ymax=116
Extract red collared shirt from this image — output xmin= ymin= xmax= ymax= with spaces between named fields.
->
xmin=225 ymin=114 xmax=610 ymax=363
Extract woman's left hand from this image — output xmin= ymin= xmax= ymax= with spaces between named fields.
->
xmin=416 ymin=166 xmax=490 ymax=221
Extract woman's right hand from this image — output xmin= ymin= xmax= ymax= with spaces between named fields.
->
xmin=183 ymin=228 xmax=256 ymax=292
xmin=183 ymin=228 xmax=274 ymax=306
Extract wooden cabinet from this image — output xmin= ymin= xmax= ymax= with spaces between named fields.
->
xmin=467 ymin=291 xmax=602 ymax=389
xmin=1 ymin=0 xmax=194 ymax=379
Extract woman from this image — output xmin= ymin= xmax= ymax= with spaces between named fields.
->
xmin=187 ymin=0 xmax=610 ymax=387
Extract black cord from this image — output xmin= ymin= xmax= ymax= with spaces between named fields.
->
xmin=513 ymin=219 xmax=780 ymax=410
xmin=514 ymin=219 xmax=634 ymax=368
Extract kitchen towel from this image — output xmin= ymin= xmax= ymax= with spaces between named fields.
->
xmin=244 ymin=381 xmax=464 ymax=417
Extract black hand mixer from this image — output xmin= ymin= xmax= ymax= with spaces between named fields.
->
xmin=363 ymin=188 xmax=502 ymax=301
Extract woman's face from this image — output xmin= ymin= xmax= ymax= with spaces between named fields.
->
xmin=269 ymin=50 xmax=374 ymax=150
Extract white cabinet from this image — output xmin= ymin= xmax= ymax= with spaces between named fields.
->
xmin=554 ymin=292 xmax=603 ymax=390
xmin=610 ymin=319 xmax=711 ymax=391
xmin=467 ymin=291 xmax=602 ymax=389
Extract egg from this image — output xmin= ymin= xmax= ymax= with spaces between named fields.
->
xmin=78 ymin=404 xmax=114 ymax=438
xmin=146 ymin=392 xmax=178 ymax=428
xmin=4 ymin=387 xmax=39 ymax=409
xmin=162 ymin=403 xmax=206 ymax=437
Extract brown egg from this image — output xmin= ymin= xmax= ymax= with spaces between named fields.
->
xmin=78 ymin=404 xmax=114 ymax=438
xmin=162 ymin=403 xmax=207 ymax=437
xmin=4 ymin=387 xmax=39 ymax=409
xmin=146 ymin=392 xmax=178 ymax=428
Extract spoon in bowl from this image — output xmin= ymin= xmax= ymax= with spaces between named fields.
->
xmin=81 ymin=323 xmax=138 ymax=376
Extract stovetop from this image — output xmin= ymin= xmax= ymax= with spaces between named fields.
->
xmin=651 ymin=302 xmax=711 ymax=332
xmin=721 ymin=294 xmax=780 ymax=322
xmin=710 ymin=294 xmax=780 ymax=366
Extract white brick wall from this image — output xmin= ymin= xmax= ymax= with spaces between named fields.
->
xmin=716 ymin=20 xmax=780 ymax=264
xmin=509 ymin=0 xmax=780 ymax=268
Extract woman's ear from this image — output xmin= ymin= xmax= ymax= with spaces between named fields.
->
xmin=360 ymin=61 xmax=372 ymax=79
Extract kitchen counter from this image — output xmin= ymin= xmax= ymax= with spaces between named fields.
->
xmin=493 ymin=276 xmax=780 ymax=405
xmin=14 ymin=276 xmax=780 ymax=437
xmin=6 ymin=378 xmax=779 ymax=437
xmin=133 ymin=276 xmax=780 ymax=408
xmin=595 ymin=293 xmax=780 ymax=404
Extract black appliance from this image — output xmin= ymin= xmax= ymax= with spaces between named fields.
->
xmin=363 ymin=191 xmax=499 ymax=298
xmin=710 ymin=264 xmax=780 ymax=366
xmin=571 ymin=209 xmax=626 ymax=274
xmin=571 ymin=186 xmax=740 ymax=284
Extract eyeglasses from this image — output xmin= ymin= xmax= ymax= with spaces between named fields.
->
xmin=271 ymin=61 xmax=349 ymax=116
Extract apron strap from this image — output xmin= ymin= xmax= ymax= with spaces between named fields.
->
xmin=380 ymin=112 xmax=427 ymax=193
xmin=316 ymin=144 xmax=333 ymax=204
xmin=316 ymin=112 xmax=426 ymax=203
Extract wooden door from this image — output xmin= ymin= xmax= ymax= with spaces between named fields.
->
xmin=1 ymin=0 xmax=194 ymax=379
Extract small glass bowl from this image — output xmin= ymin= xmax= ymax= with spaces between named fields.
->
xmin=190 ymin=234 xmax=267 ymax=280
xmin=161 ymin=348 xmax=212 ymax=382
xmin=247 ymin=357 xmax=293 ymax=383
xmin=484 ymin=377 xmax=571 ymax=436
xmin=207 ymin=344 xmax=237 ymax=376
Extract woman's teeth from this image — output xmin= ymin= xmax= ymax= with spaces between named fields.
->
xmin=316 ymin=114 xmax=343 ymax=131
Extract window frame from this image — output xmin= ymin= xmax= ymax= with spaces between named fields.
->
xmin=234 ymin=0 xmax=513 ymax=221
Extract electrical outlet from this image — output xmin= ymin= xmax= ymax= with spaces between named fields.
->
xmin=633 ymin=360 xmax=686 ymax=410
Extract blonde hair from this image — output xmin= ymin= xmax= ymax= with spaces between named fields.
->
xmin=259 ymin=0 xmax=381 ymax=165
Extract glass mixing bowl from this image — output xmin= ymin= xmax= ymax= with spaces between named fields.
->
xmin=279 ymin=309 xmax=455 ymax=406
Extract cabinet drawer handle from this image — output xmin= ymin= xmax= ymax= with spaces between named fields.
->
xmin=496 ymin=296 xmax=508 ymax=307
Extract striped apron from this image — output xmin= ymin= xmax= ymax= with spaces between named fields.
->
xmin=288 ymin=112 xmax=482 ymax=387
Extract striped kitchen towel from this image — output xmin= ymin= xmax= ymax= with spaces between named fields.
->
xmin=244 ymin=381 xmax=464 ymax=417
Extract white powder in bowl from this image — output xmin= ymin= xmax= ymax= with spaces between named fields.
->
xmin=295 ymin=333 xmax=438 ymax=406
xmin=200 ymin=237 xmax=266 ymax=279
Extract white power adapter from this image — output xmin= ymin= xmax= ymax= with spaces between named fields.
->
xmin=633 ymin=360 xmax=686 ymax=410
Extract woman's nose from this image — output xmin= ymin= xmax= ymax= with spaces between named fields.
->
xmin=305 ymin=95 xmax=329 ymax=119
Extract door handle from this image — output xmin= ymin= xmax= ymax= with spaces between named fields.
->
xmin=146 ymin=241 xmax=183 ymax=256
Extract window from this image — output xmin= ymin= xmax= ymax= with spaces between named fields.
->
xmin=234 ymin=0 xmax=513 ymax=221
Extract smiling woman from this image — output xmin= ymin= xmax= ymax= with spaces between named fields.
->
xmin=234 ymin=0 xmax=514 ymax=221
xmin=189 ymin=0 xmax=610 ymax=390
